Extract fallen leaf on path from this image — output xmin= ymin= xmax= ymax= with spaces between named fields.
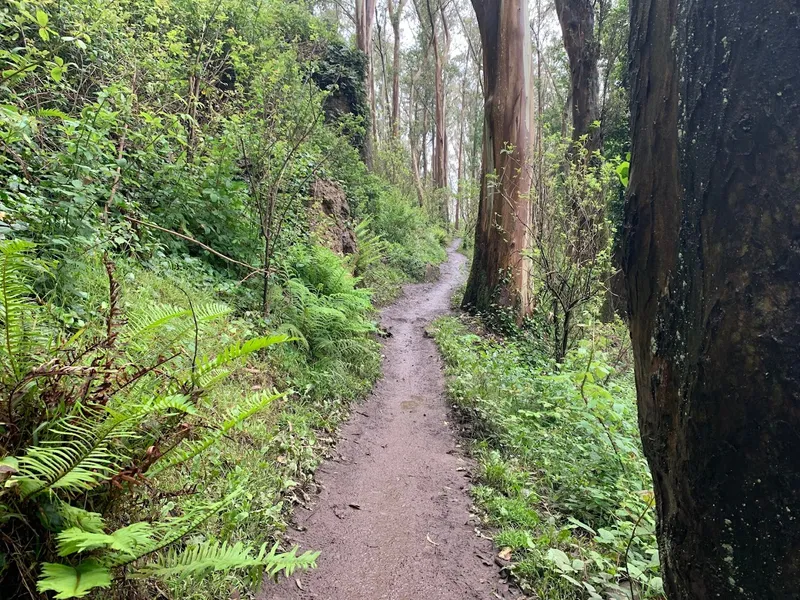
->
xmin=295 ymin=579 xmax=304 ymax=590
xmin=498 ymin=547 xmax=513 ymax=561
xmin=426 ymin=534 xmax=439 ymax=546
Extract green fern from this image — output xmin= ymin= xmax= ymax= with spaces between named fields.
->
xmin=0 ymin=239 xmax=40 ymax=383
xmin=37 ymin=560 xmax=113 ymax=599
xmin=148 ymin=391 xmax=285 ymax=476
xmin=348 ymin=217 xmax=388 ymax=276
xmin=12 ymin=412 xmax=139 ymax=499
xmin=56 ymin=522 xmax=154 ymax=557
xmin=186 ymin=334 xmax=291 ymax=388
xmin=136 ymin=540 xmax=319 ymax=581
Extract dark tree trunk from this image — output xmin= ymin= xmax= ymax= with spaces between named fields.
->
xmin=462 ymin=0 xmax=532 ymax=319
xmin=554 ymin=0 xmax=600 ymax=150
xmin=624 ymin=0 xmax=800 ymax=598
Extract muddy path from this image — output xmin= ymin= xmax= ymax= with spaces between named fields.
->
xmin=265 ymin=241 xmax=514 ymax=600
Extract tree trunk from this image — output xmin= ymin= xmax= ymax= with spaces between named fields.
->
xmin=624 ymin=0 xmax=800 ymax=598
xmin=355 ymin=0 xmax=376 ymax=168
xmin=387 ymin=0 xmax=406 ymax=139
xmin=421 ymin=102 xmax=429 ymax=180
xmin=554 ymin=0 xmax=600 ymax=150
xmin=462 ymin=0 xmax=533 ymax=319
xmin=455 ymin=60 xmax=467 ymax=232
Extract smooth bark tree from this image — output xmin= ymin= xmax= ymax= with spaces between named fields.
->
xmin=355 ymin=0 xmax=376 ymax=168
xmin=462 ymin=0 xmax=532 ymax=318
xmin=455 ymin=59 xmax=468 ymax=231
xmin=386 ymin=0 xmax=407 ymax=138
xmin=624 ymin=0 xmax=800 ymax=597
xmin=415 ymin=0 xmax=450 ymax=224
xmin=554 ymin=0 xmax=600 ymax=150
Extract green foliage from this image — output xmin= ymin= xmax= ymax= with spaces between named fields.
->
xmin=0 ymin=0 xmax=448 ymax=596
xmin=432 ymin=316 xmax=663 ymax=599
xmin=0 ymin=242 xmax=317 ymax=597
xmin=528 ymin=134 xmax=622 ymax=360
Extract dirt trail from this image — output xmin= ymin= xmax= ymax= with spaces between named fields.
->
xmin=265 ymin=242 xmax=513 ymax=600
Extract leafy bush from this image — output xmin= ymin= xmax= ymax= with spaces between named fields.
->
xmin=432 ymin=316 xmax=663 ymax=600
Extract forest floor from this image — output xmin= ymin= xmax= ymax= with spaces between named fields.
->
xmin=266 ymin=241 xmax=517 ymax=600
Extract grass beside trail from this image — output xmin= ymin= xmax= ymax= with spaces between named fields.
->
xmin=430 ymin=315 xmax=664 ymax=600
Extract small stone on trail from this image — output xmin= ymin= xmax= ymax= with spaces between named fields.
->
xmin=348 ymin=503 xmax=361 ymax=510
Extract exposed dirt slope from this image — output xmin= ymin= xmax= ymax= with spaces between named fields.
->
xmin=265 ymin=242 xmax=514 ymax=600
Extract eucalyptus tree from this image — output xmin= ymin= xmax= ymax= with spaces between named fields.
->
xmin=462 ymin=0 xmax=533 ymax=318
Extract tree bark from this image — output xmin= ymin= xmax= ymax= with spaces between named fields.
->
xmin=624 ymin=0 xmax=800 ymax=598
xmin=455 ymin=59 xmax=468 ymax=232
xmin=387 ymin=0 xmax=407 ymax=139
xmin=462 ymin=0 xmax=533 ymax=319
xmin=355 ymin=0 xmax=376 ymax=168
xmin=554 ymin=0 xmax=600 ymax=150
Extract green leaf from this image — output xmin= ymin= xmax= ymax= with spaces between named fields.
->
xmin=50 ymin=66 xmax=63 ymax=82
xmin=56 ymin=523 xmax=154 ymax=557
xmin=37 ymin=560 xmax=112 ymax=599
xmin=35 ymin=10 xmax=49 ymax=27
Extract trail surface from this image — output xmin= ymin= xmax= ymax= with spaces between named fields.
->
xmin=266 ymin=242 xmax=513 ymax=600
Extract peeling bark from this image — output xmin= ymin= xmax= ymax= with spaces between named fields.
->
xmin=462 ymin=0 xmax=533 ymax=319
xmin=625 ymin=0 xmax=800 ymax=597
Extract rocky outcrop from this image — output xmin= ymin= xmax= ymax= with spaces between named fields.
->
xmin=308 ymin=179 xmax=356 ymax=255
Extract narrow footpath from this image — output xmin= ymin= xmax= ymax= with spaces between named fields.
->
xmin=266 ymin=241 xmax=515 ymax=600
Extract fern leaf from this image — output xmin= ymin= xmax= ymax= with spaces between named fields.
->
xmin=106 ymin=495 xmax=238 ymax=569
xmin=0 ymin=239 xmax=38 ymax=381
xmin=135 ymin=539 xmax=319 ymax=581
xmin=187 ymin=335 xmax=290 ymax=388
xmin=13 ymin=409 xmax=140 ymax=498
xmin=55 ymin=501 xmax=105 ymax=534
xmin=56 ymin=522 xmax=154 ymax=557
xmin=149 ymin=391 xmax=284 ymax=476
xmin=37 ymin=560 xmax=112 ymax=599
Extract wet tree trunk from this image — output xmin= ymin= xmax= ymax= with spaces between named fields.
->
xmin=355 ymin=0 xmax=376 ymax=168
xmin=554 ymin=0 xmax=600 ymax=150
xmin=624 ymin=0 xmax=800 ymax=597
xmin=462 ymin=0 xmax=532 ymax=318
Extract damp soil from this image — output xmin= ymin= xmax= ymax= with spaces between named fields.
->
xmin=264 ymin=241 xmax=516 ymax=600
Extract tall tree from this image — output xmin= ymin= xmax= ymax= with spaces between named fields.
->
xmin=462 ymin=0 xmax=532 ymax=318
xmin=355 ymin=0 xmax=376 ymax=167
xmin=554 ymin=0 xmax=600 ymax=150
xmin=386 ymin=0 xmax=407 ymax=138
xmin=415 ymin=0 xmax=450 ymax=224
xmin=624 ymin=0 xmax=800 ymax=597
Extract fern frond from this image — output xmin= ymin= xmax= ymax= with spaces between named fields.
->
xmin=134 ymin=540 xmax=319 ymax=581
xmin=0 ymin=239 xmax=38 ymax=382
xmin=106 ymin=495 xmax=238 ymax=569
xmin=186 ymin=335 xmax=290 ymax=388
xmin=55 ymin=501 xmax=105 ymax=534
xmin=149 ymin=391 xmax=284 ymax=477
xmin=56 ymin=522 xmax=154 ymax=557
xmin=12 ymin=408 xmax=142 ymax=498
xmin=37 ymin=560 xmax=112 ymax=599
xmin=123 ymin=304 xmax=191 ymax=340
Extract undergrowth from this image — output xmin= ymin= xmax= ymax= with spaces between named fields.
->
xmin=431 ymin=316 xmax=664 ymax=600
